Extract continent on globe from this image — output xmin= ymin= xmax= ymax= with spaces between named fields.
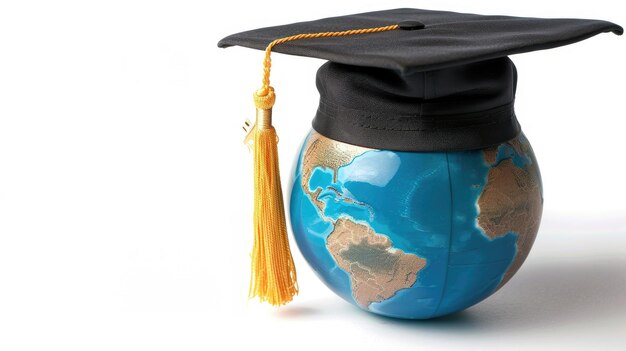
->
xmin=326 ymin=217 xmax=427 ymax=308
xmin=300 ymin=132 xmax=367 ymax=213
xmin=478 ymin=137 xmax=543 ymax=288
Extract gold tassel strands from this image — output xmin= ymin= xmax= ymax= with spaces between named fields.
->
xmin=245 ymin=24 xmax=400 ymax=306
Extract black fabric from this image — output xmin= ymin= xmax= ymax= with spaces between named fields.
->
xmin=313 ymin=58 xmax=520 ymax=151
xmin=218 ymin=8 xmax=622 ymax=151
xmin=218 ymin=8 xmax=622 ymax=73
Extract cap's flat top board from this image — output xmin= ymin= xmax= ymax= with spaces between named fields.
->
xmin=218 ymin=8 xmax=622 ymax=72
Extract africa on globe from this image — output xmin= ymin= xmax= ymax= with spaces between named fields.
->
xmin=290 ymin=130 xmax=543 ymax=319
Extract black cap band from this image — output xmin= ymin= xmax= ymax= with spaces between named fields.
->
xmin=312 ymin=57 xmax=521 ymax=151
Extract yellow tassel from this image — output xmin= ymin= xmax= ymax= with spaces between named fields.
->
xmin=248 ymin=89 xmax=298 ymax=306
xmin=244 ymin=24 xmax=400 ymax=306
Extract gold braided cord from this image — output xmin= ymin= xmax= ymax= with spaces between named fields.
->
xmin=256 ymin=24 xmax=400 ymax=98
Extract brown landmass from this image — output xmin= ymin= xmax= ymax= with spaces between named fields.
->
xmin=483 ymin=137 xmax=532 ymax=167
xmin=478 ymin=137 xmax=543 ymax=289
xmin=508 ymin=137 xmax=532 ymax=161
xmin=483 ymin=145 xmax=499 ymax=165
xmin=326 ymin=218 xmax=427 ymax=308
xmin=300 ymin=131 xmax=368 ymax=213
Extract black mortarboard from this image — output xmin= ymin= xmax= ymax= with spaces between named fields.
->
xmin=218 ymin=8 xmax=621 ymax=307
xmin=219 ymin=8 xmax=622 ymax=151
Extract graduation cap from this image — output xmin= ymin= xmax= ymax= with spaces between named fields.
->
xmin=218 ymin=8 xmax=622 ymax=307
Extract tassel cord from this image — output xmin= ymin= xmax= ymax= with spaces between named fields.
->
xmin=247 ymin=23 xmax=400 ymax=306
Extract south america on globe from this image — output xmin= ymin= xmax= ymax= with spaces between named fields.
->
xmin=290 ymin=131 xmax=543 ymax=319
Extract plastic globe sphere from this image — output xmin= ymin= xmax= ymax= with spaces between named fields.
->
xmin=290 ymin=130 xmax=543 ymax=319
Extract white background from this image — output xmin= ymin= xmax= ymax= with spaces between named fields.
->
xmin=0 ymin=1 xmax=625 ymax=350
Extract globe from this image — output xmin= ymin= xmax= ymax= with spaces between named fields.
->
xmin=289 ymin=130 xmax=543 ymax=319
